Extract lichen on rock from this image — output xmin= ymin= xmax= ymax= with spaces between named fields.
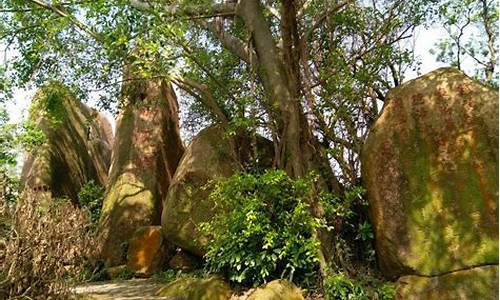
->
xmin=98 ymin=65 xmax=184 ymax=266
xmin=21 ymin=82 xmax=113 ymax=201
xmin=362 ymin=67 xmax=498 ymax=280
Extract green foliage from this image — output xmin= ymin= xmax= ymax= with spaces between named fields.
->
xmin=116 ymin=268 xmax=135 ymax=281
xmin=16 ymin=120 xmax=46 ymax=153
xmin=77 ymin=180 xmax=104 ymax=225
xmin=430 ymin=0 xmax=498 ymax=85
xmin=320 ymin=186 xmax=377 ymax=268
xmin=324 ymin=272 xmax=368 ymax=300
xmin=156 ymin=269 xmax=181 ymax=284
xmin=324 ymin=271 xmax=395 ymax=300
xmin=0 ymin=108 xmax=21 ymax=203
xmin=29 ymin=82 xmax=72 ymax=126
xmin=154 ymin=269 xmax=206 ymax=285
xmin=0 ymin=108 xmax=16 ymax=168
xmin=202 ymin=170 xmax=324 ymax=287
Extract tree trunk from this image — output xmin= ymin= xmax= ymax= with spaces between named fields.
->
xmin=236 ymin=0 xmax=342 ymax=280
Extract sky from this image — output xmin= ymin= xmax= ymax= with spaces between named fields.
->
xmin=2 ymin=25 xmax=472 ymax=129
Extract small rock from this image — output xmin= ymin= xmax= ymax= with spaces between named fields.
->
xmin=247 ymin=279 xmax=304 ymax=300
xmin=155 ymin=276 xmax=231 ymax=300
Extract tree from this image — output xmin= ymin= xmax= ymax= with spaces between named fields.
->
xmin=1 ymin=0 xmax=433 ymax=276
xmin=430 ymin=0 xmax=498 ymax=85
xmin=0 ymin=0 xmax=429 ymax=184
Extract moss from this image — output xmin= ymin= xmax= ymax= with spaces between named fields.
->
xmin=155 ymin=277 xmax=231 ymax=300
xmin=248 ymin=280 xmax=304 ymax=300
xmin=396 ymin=265 xmax=498 ymax=300
xmin=363 ymin=68 xmax=499 ymax=278
xmin=29 ymin=82 xmax=75 ymax=127
xmin=400 ymin=118 xmax=498 ymax=275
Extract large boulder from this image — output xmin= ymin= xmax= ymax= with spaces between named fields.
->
xmin=21 ymin=82 xmax=112 ymax=201
xmin=161 ymin=126 xmax=272 ymax=256
xmin=395 ymin=265 xmax=498 ymax=300
xmin=362 ymin=68 xmax=498 ymax=280
xmin=99 ymin=66 xmax=185 ymax=266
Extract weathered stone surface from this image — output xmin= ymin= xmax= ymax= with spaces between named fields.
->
xmin=395 ymin=265 xmax=498 ymax=300
xmin=362 ymin=68 xmax=499 ymax=279
xmin=127 ymin=226 xmax=169 ymax=277
xmin=161 ymin=126 xmax=272 ymax=256
xmin=247 ymin=280 xmax=304 ymax=300
xmin=99 ymin=66 xmax=185 ymax=266
xmin=155 ymin=277 xmax=231 ymax=300
xmin=21 ymin=82 xmax=112 ymax=201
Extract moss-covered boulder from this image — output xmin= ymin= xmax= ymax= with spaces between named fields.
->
xmin=362 ymin=68 xmax=499 ymax=279
xmin=161 ymin=126 xmax=272 ymax=256
xmin=126 ymin=226 xmax=171 ymax=277
xmin=248 ymin=280 xmax=304 ymax=300
xmin=99 ymin=69 xmax=184 ymax=266
xmin=21 ymin=82 xmax=112 ymax=201
xmin=155 ymin=276 xmax=231 ymax=300
xmin=395 ymin=265 xmax=498 ymax=300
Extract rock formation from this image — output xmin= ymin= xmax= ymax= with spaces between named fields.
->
xmin=362 ymin=68 xmax=498 ymax=298
xmin=162 ymin=125 xmax=273 ymax=256
xmin=21 ymin=82 xmax=112 ymax=201
xmin=98 ymin=66 xmax=184 ymax=266
xmin=126 ymin=226 xmax=170 ymax=276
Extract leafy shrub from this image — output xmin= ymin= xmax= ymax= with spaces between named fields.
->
xmin=320 ymin=186 xmax=376 ymax=266
xmin=202 ymin=170 xmax=324 ymax=287
xmin=0 ymin=192 xmax=98 ymax=298
xmin=78 ymin=180 xmax=104 ymax=225
xmin=324 ymin=271 xmax=395 ymax=300
xmin=324 ymin=271 xmax=368 ymax=300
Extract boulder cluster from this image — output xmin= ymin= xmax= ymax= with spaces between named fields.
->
xmin=21 ymin=68 xmax=498 ymax=299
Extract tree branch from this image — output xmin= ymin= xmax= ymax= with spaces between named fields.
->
xmin=173 ymin=77 xmax=230 ymax=125
xmin=28 ymin=0 xmax=103 ymax=43
xmin=129 ymin=0 xmax=236 ymax=18
xmin=196 ymin=19 xmax=258 ymax=67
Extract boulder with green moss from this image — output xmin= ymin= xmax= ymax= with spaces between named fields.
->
xmin=155 ymin=276 xmax=231 ymax=300
xmin=362 ymin=68 xmax=499 ymax=280
xmin=248 ymin=280 xmax=304 ymax=300
xmin=98 ymin=68 xmax=185 ymax=266
xmin=161 ymin=125 xmax=273 ymax=256
xmin=395 ymin=265 xmax=498 ymax=300
xmin=21 ymin=82 xmax=112 ymax=201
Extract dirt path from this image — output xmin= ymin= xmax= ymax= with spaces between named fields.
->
xmin=72 ymin=278 xmax=168 ymax=300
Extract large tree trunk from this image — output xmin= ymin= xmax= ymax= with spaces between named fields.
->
xmin=236 ymin=0 xmax=342 ymax=278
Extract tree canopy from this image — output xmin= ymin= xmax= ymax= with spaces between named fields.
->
xmin=0 ymin=0 xmax=497 ymax=185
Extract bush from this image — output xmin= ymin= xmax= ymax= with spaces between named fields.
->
xmin=202 ymin=170 xmax=325 ymax=287
xmin=0 ymin=192 xmax=98 ymax=298
xmin=324 ymin=271 xmax=395 ymax=300
xmin=77 ymin=180 xmax=104 ymax=225
xmin=320 ymin=186 xmax=377 ymax=268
